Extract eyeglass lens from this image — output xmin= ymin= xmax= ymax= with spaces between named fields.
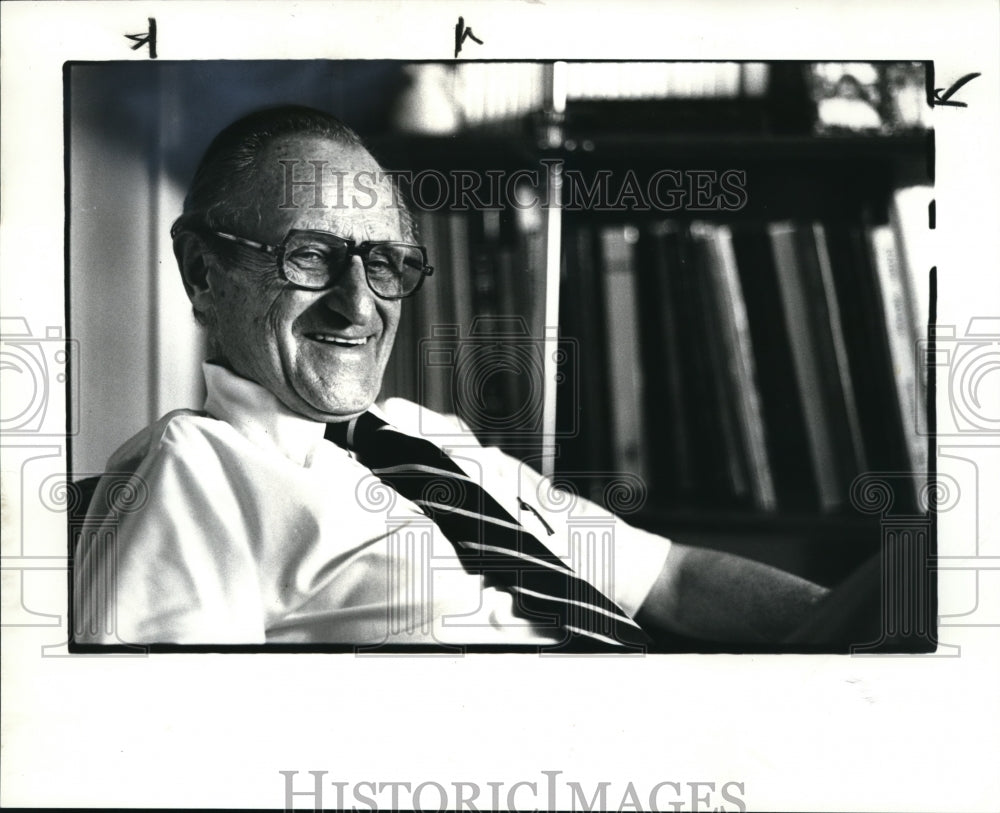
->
xmin=281 ymin=232 xmax=425 ymax=297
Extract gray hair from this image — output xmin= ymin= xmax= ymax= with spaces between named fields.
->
xmin=176 ymin=104 xmax=415 ymax=242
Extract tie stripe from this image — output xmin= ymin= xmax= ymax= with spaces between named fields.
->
xmin=413 ymin=501 xmax=527 ymax=533
xmin=326 ymin=413 xmax=650 ymax=649
xmin=563 ymin=626 xmax=623 ymax=648
xmin=509 ymin=585 xmax=644 ymax=629
xmin=451 ymin=540 xmax=576 ymax=576
xmin=373 ymin=463 xmax=478 ymax=482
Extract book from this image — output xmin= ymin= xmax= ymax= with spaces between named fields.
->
xmin=511 ymin=199 xmax=549 ymax=462
xmin=599 ymin=224 xmax=650 ymax=486
xmin=868 ymin=223 xmax=927 ymax=499
xmin=449 ymin=207 xmax=546 ymax=455
xmin=556 ymin=223 xmax=613 ymax=501
xmin=890 ymin=185 xmax=933 ymax=338
xmin=687 ymin=224 xmax=751 ymax=504
xmin=693 ymin=221 xmax=777 ymax=511
xmin=768 ymin=221 xmax=849 ymax=512
xmin=890 ymin=185 xmax=933 ymax=441
xmin=731 ymin=223 xmax=818 ymax=511
xmin=822 ymin=220 xmax=913 ymax=482
xmin=635 ymin=221 xmax=697 ymax=501
xmin=811 ymin=221 xmax=869 ymax=476
xmin=446 ymin=212 xmax=475 ymax=340
xmin=412 ymin=209 xmax=454 ymax=416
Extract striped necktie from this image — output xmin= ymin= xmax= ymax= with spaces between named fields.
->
xmin=325 ymin=412 xmax=650 ymax=649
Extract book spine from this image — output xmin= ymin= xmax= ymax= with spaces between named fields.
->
xmin=599 ymin=224 xmax=650 ymax=486
xmin=768 ymin=221 xmax=843 ymax=512
xmin=890 ymin=185 xmax=933 ymax=442
xmin=413 ymin=210 xmax=453 ymax=416
xmin=812 ymin=221 xmax=868 ymax=475
xmin=731 ymin=224 xmax=817 ymax=511
xmin=868 ymin=224 xmax=927 ymax=498
xmin=637 ymin=221 xmax=697 ymax=500
xmin=556 ymin=223 xmax=613 ymax=500
xmin=706 ymin=222 xmax=777 ymax=511
xmin=889 ymin=188 xmax=933 ymax=337
xmin=448 ymin=212 xmax=474 ymax=337
xmin=689 ymin=223 xmax=750 ymax=503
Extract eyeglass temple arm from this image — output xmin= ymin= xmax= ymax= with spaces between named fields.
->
xmin=213 ymin=231 xmax=279 ymax=254
xmin=168 ymin=221 xmax=277 ymax=255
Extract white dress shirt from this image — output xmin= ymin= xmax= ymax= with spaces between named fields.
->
xmin=74 ymin=363 xmax=671 ymax=645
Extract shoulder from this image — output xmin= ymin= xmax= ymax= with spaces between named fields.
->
xmin=377 ymin=397 xmax=483 ymax=447
xmin=88 ymin=406 xmax=293 ymax=530
xmin=82 ymin=411 xmax=221 ymax=526
xmin=105 ymin=408 xmax=238 ymax=473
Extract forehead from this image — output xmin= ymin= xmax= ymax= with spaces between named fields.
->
xmin=251 ymin=135 xmax=403 ymax=243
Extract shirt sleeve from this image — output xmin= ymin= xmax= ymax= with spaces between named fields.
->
xmin=74 ymin=417 xmax=268 ymax=644
xmin=496 ymin=451 xmax=672 ymax=618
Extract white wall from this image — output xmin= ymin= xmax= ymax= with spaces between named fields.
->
xmin=69 ymin=66 xmax=205 ymax=475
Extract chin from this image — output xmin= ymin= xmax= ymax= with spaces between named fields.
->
xmin=308 ymin=387 xmax=378 ymax=419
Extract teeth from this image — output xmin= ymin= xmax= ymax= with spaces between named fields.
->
xmin=312 ymin=334 xmax=368 ymax=346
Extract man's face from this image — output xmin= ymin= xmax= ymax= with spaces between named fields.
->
xmin=203 ymin=135 xmax=404 ymax=421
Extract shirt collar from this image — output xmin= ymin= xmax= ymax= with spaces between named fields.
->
xmin=202 ymin=362 xmax=389 ymax=466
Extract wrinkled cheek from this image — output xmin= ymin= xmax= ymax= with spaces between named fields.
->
xmin=219 ymin=300 xmax=276 ymax=372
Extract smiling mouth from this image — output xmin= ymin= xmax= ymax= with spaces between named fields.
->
xmin=306 ymin=333 xmax=372 ymax=348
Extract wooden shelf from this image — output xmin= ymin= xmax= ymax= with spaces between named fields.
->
xmin=627 ymin=506 xmax=884 ymax=536
xmin=364 ymin=132 xmax=538 ymax=172
xmin=561 ymin=132 xmax=929 ymax=160
xmin=367 ymin=130 xmax=929 ymax=168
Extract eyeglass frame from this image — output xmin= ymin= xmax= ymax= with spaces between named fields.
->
xmin=170 ymin=220 xmax=434 ymax=300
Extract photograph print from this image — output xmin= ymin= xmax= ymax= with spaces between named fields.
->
xmin=66 ymin=59 xmax=936 ymax=653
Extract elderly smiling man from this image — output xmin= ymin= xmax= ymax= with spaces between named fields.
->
xmin=73 ymin=106 xmax=829 ymax=649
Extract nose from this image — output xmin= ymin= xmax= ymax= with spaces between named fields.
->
xmin=321 ymin=256 xmax=376 ymax=323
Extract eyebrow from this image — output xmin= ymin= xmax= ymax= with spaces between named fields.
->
xmin=296 ymin=220 xmax=402 ymax=243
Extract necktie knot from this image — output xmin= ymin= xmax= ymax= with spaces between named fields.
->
xmin=325 ymin=411 xmax=386 ymax=453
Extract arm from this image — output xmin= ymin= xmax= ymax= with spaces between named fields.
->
xmin=635 ymin=542 xmax=830 ymax=644
xmin=454 ymin=431 xmax=827 ymax=644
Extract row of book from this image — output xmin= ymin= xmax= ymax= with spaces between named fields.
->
xmin=556 ymin=186 xmax=932 ymax=514
xmin=380 ymin=181 xmax=931 ymax=516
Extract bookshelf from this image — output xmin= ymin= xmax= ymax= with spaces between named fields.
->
xmin=374 ymin=60 xmax=932 ymax=586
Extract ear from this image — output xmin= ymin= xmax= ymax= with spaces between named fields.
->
xmin=173 ymin=231 xmax=217 ymax=318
